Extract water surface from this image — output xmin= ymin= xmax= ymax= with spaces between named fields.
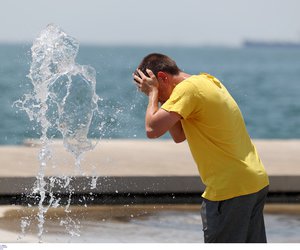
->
xmin=1 ymin=205 xmax=299 ymax=243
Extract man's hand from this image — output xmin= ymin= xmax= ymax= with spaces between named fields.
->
xmin=133 ymin=68 xmax=186 ymax=143
xmin=133 ymin=69 xmax=158 ymax=96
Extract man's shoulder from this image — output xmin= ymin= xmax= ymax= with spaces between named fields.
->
xmin=174 ymin=74 xmax=208 ymax=98
xmin=175 ymin=75 xmax=201 ymax=91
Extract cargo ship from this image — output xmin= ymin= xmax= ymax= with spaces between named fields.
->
xmin=243 ymin=40 xmax=300 ymax=48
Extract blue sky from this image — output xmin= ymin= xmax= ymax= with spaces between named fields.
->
xmin=1 ymin=0 xmax=300 ymax=46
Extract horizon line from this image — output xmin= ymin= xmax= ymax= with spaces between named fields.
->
xmin=0 ymin=41 xmax=243 ymax=48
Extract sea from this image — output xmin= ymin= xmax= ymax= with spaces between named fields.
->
xmin=0 ymin=44 xmax=300 ymax=145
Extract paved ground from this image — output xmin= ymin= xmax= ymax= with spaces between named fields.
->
xmin=1 ymin=203 xmax=300 ymax=243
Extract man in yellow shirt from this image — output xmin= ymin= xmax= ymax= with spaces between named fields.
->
xmin=133 ymin=53 xmax=269 ymax=243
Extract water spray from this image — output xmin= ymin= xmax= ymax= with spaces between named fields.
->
xmin=14 ymin=23 xmax=101 ymax=241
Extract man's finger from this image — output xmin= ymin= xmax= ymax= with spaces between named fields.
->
xmin=133 ymin=80 xmax=140 ymax=87
xmin=133 ymin=74 xmax=142 ymax=83
xmin=146 ymin=69 xmax=156 ymax=79
xmin=137 ymin=69 xmax=147 ymax=79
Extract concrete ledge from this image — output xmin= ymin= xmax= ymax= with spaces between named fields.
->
xmin=1 ymin=175 xmax=300 ymax=195
xmin=0 ymin=176 xmax=204 ymax=195
xmin=268 ymin=176 xmax=300 ymax=192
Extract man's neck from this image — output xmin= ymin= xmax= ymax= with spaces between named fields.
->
xmin=173 ymin=72 xmax=191 ymax=85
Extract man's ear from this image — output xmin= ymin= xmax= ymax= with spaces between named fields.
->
xmin=157 ymin=71 xmax=168 ymax=83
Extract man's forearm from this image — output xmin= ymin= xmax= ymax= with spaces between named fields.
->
xmin=145 ymin=89 xmax=159 ymax=134
xmin=169 ymin=120 xmax=186 ymax=143
xmin=145 ymin=89 xmax=185 ymax=142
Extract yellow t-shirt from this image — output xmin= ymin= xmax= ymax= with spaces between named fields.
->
xmin=161 ymin=73 xmax=269 ymax=201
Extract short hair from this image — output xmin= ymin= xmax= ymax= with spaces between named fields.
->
xmin=136 ymin=53 xmax=181 ymax=77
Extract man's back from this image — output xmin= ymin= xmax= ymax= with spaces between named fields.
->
xmin=162 ymin=73 xmax=269 ymax=201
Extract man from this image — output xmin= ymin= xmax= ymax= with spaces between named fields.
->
xmin=133 ymin=53 xmax=269 ymax=243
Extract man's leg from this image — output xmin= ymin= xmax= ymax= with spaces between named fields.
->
xmin=246 ymin=186 xmax=269 ymax=243
xmin=200 ymin=187 xmax=269 ymax=243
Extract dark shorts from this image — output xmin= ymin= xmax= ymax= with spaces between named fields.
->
xmin=200 ymin=186 xmax=269 ymax=243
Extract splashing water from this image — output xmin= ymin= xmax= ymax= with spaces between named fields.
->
xmin=14 ymin=24 xmax=101 ymax=241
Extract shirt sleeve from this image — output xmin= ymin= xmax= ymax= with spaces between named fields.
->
xmin=161 ymin=81 xmax=202 ymax=120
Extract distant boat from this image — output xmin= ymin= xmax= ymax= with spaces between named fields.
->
xmin=243 ymin=40 xmax=300 ymax=48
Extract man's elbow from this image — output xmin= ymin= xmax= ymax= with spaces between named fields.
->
xmin=146 ymin=132 xmax=157 ymax=139
xmin=146 ymin=127 xmax=162 ymax=139
xmin=173 ymin=136 xmax=186 ymax=143
xmin=146 ymin=130 xmax=158 ymax=139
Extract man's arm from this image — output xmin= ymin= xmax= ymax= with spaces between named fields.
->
xmin=168 ymin=120 xmax=186 ymax=143
xmin=145 ymin=89 xmax=185 ymax=142
xmin=134 ymin=69 xmax=186 ymax=142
